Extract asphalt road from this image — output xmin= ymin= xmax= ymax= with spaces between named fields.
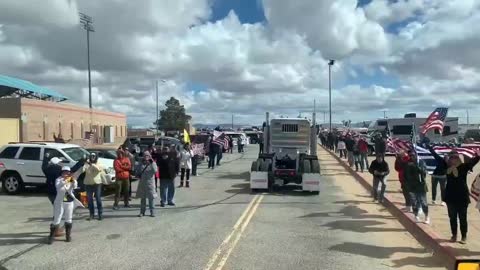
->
xmin=0 ymin=146 xmax=447 ymax=270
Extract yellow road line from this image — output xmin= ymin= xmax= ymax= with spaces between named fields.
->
xmin=215 ymin=195 xmax=264 ymax=270
xmin=204 ymin=195 xmax=260 ymax=270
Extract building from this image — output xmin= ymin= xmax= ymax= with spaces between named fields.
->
xmin=128 ymin=128 xmax=155 ymax=137
xmin=0 ymin=75 xmax=127 ymax=146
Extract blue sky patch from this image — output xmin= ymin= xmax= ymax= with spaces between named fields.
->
xmin=186 ymin=81 xmax=209 ymax=93
xmin=357 ymin=0 xmax=372 ymax=8
xmin=209 ymin=0 xmax=266 ymax=24
xmin=345 ymin=67 xmax=401 ymax=89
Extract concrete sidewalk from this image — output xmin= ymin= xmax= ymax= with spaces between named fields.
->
xmin=319 ymin=146 xmax=480 ymax=268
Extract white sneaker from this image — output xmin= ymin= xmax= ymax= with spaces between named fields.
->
xmin=415 ymin=216 xmax=421 ymax=223
xmin=408 ymin=206 xmax=413 ymax=213
xmin=424 ymin=217 xmax=430 ymax=225
xmin=431 ymin=201 xmax=437 ymax=205
xmin=441 ymin=202 xmax=446 ymax=206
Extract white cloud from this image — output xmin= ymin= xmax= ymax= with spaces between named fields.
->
xmin=263 ymin=0 xmax=390 ymax=59
xmin=0 ymin=0 xmax=79 ymax=27
xmin=0 ymin=0 xmax=479 ymax=127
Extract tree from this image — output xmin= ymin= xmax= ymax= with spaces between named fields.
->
xmin=157 ymin=97 xmax=191 ymax=132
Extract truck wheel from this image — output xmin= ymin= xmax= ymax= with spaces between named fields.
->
xmin=303 ymin=160 xmax=311 ymax=173
xmin=261 ymin=159 xmax=272 ymax=172
xmin=311 ymin=160 xmax=320 ymax=173
xmin=257 ymin=159 xmax=264 ymax=171
xmin=251 ymin=161 xmax=258 ymax=172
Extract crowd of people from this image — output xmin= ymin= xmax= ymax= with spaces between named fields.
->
xmin=324 ymin=130 xmax=480 ymax=245
xmin=42 ymin=138 xmax=245 ymax=245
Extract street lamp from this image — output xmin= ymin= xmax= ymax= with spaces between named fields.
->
xmin=79 ymin=12 xmax=95 ymax=109
xmin=156 ymin=79 xmax=167 ymax=135
xmin=328 ymin=59 xmax=335 ymax=131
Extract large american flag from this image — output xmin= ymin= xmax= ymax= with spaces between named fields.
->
xmin=421 ymin=107 xmax=448 ymax=135
xmin=213 ymin=130 xmax=229 ymax=149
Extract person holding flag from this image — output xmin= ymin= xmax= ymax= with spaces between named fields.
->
xmin=404 ymin=149 xmax=430 ymax=224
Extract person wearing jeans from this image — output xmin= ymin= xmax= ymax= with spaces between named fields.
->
xmin=444 ymin=150 xmax=480 ymax=244
xmin=156 ymin=147 xmax=179 ymax=207
xmin=427 ymin=145 xmax=448 ymax=205
xmin=395 ymin=151 xmax=412 ymax=212
xmin=83 ymin=153 xmax=104 ymax=220
xmin=113 ymin=150 xmax=132 ymax=209
xmin=337 ymin=139 xmax=346 ymax=159
xmin=404 ymin=151 xmax=430 ymax=224
xmin=358 ymin=138 xmax=369 ymax=170
xmin=345 ymin=136 xmax=355 ymax=167
xmin=369 ymin=155 xmax=390 ymax=203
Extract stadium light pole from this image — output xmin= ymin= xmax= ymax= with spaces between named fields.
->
xmin=79 ymin=12 xmax=94 ymax=109
xmin=328 ymin=59 xmax=335 ymax=131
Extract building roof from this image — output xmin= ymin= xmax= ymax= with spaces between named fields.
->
xmin=0 ymin=74 xmax=68 ymax=102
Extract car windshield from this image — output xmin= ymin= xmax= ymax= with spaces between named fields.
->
xmin=62 ymin=147 xmax=89 ymax=162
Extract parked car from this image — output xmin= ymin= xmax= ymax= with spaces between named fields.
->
xmin=0 ymin=142 xmax=116 ymax=195
xmin=86 ymin=147 xmax=118 ymax=159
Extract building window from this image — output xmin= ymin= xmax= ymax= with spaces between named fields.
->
xmin=121 ymin=126 xmax=123 ymax=137
xmin=43 ymin=121 xmax=47 ymax=140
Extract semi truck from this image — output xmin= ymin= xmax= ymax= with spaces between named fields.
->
xmin=250 ymin=112 xmax=321 ymax=194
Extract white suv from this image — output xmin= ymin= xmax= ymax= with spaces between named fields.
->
xmin=0 ymin=142 xmax=115 ymax=194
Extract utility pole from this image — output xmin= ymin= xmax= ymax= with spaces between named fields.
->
xmin=231 ymin=114 xmax=234 ymax=129
xmin=156 ymin=80 xmax=159 ymax=135
xmin=383 ymin=110 xmax=387 ymax=119
xmin=79 ymin=13 xmax=94 ymax=109
xmin=467 ymin=109 xmax=470 ymax=125
xmin=328 ymin=60 xmax=335 ymax=131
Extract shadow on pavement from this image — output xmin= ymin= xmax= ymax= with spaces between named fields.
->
xmin=329 ymin=242 xmax=430 ymax=259
xmin=322 ymin=219 xmax=406 ymax=233
xmin=300 ymin=205 xmax=395 ymax=220
xmin=391 ymin=255 xmax=447 ymax=269
xmin=0 ymin=187 xmax=46 ymax=198
xmin=0 ymin=232 xmax=47 ymax=246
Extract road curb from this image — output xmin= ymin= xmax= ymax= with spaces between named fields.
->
xmin=321 ymin=146 xmax=459 ymax=269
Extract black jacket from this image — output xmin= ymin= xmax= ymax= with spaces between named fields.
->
xmin=369 ymin=160 xmax=390 ymax=177
xmin=374 ymin=137 xmax=386 ymax=154
xmin=445 ymin=156 xmax=480 ymax=206
xmin=345 ymin=138 xmax=355 ymax=151
xmin=156 ymin=156 xmax=178 ymax=181
xmin=42 ymin=158 xmax=62 ymax=196
xmin=428 ymin=146 xmax=447 ymax=176
xmin=403 ymin=159 xmax=428 ymax=193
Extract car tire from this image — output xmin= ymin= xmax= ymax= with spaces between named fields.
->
xmin=2 ymin=172 xmax=24 ymax=195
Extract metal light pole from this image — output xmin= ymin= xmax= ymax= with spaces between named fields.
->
xmin=328 ymin=60 xmax=335 ymax=131
xmin=79 ymin=13 xmax=94 ymax=109
xmin=156 ymin=79 xmax=166 ymax=135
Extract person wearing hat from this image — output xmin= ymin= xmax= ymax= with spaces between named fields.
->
xmin=48 ymin=166 xmax=83 ymax=244
xmin=82 ymin=153 xmax=104 ymax=221
xmin=179 ymin=143 xmax=194 ymax=188
xmin=444 ymin=149 xmax=480 ymax=244
xmin=135 ymin=151 xmax=158 ymax=217
xmin=42 ymin=153 xmax=63 ymax=205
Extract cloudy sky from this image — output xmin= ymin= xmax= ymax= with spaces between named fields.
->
xmin=0 ymin=0 xmax=479 ymax=127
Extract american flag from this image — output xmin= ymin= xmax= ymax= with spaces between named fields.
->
xmin=433 ymin=146 xmax=475 ymax=158
xmin=421 ymin=107 xmax=448 ymax=135
xmin=213 ymin=131 xmax=229 ymax=149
